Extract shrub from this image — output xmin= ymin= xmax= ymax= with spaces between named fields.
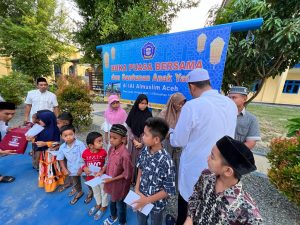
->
xmin=56 ymin=76 xmax=92 ymax=129
xmin=0 ymin=72 xmax=34 ymax=105
xmin=286 ymin=118 xmax=300 ymax=137
xmin=267 ymin=135 xmax=300 ymax=205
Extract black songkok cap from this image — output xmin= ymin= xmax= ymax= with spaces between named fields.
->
xmin=216 ymin=136 xmax=256 ymax=176
xmin=0 ymin=102 xmax=16 ymax=110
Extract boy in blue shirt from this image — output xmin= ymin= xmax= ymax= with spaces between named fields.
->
xmin=57 ymin=125 xmax=86 ymax=205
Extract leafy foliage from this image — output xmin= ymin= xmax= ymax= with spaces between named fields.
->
xmin=287 ymin=118 xmax=300 ymax=137
xmin=0 ymin=0 xmax=73 ymax=80
xmin=267 ymin=135 xmax=300 ymax=205
xmin=214 ymin=0 xmax=300 ymax=102
xmin=74 ymin=0 xmax=199 ymax=63
xmin=56 ymin=76 xmax=92 ymax=129
xmin=0 ymin=72 xmax=34 ymax=105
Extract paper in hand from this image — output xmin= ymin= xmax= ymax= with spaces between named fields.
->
xmin=25 ymin=124 xmax=44 ymax=137
xmin=124 ymin=190 xmax=154 ymax=216
xmin=84 ymin=174 xmax=112 ymax=187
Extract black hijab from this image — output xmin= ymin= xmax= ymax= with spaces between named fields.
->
xmin=126 ymin=94 xmax=152 ymax=137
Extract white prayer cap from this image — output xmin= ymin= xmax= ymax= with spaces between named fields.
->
xmin=187 ymin=68 xmax=210 ymax=83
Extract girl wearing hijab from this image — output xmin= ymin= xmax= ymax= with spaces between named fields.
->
xmin=159 ymin=92 xmax=186 ymax=188
xmin=33 ymin=111 xmax=64 ymax=192
xmin=126 ymin=94 xmax=152 ymax=183
xmin=102 ymin=95 xmax=127 ymax=150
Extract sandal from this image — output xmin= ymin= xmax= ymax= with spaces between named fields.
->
xmin=94 ymin=210 xmax=104 ymax=221
xmin=0 ymin=176 xmax=15 ymax=183
xmin=70 ymin=191 xmax=84 ymax=205
xmin=88 ymin=206 xmax=99 ymax=216
xmin=58 ymin=185 xmax=71 ymax=193
xmin=84 ymin=191 xmax=93 ymax=204
xmin=103 ymin=216 xmax=118 ymax=225
xmin=68 ymin=188 xmax=77 ymax=197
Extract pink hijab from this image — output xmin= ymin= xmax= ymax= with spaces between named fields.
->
xmin=104 ymin=95 xmax=128 ymax=125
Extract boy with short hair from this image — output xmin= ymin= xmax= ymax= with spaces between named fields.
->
xmin=133 ymin=117 xmax=176 ymax=225
xmin=184 ymin=136 xmax=263 ymax=225
xmin=82 ymin=132 xmax=108 ymax=220
xmin=57 ymin=112 xmax=73 ymax=129
xmin=57 ymin=125 xmax=86 ymax=205
xmin=102 ymin=124 xmax=133 ymax=225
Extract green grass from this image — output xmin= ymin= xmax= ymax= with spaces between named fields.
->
xmin=247 ymin=103 xmax=300 ymax=149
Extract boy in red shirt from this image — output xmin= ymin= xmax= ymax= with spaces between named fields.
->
xmin=81 ymin=132 xmax=108 ymax=221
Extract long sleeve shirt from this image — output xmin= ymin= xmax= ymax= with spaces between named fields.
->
xmin=188 ymin=170 xmax=263 ymax=225
xmin=170 ymin=89 xmax=237 ymax=201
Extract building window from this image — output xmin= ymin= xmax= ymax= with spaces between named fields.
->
xmin=251 ymin=80 xmax=261 ymax=92
xmin=282 ymin=80 xmax=300 ymax=94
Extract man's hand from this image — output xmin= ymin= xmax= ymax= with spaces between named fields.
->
xmin=0 ymin=150 xmax=17 ymax=156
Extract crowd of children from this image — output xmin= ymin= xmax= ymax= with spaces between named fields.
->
xmin=19 ymin=92 xmax=262 ymax=225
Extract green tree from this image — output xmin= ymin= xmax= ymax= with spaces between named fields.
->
xmin=74 ymin=0 xmax=199 ymax=64
xmin=0 ymin=0 xmax=73 ymax=80
xmin=213 ymin=0 xmax=300 ymax=102
xmin=0 ymin=71 xmax=34 ymax=105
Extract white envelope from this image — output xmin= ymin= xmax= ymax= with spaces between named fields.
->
xmin=84 ymin=174 xmax=112 ymax=187
xmin=124 ymin=190 xmax=154 ymax=216
xmin=25 ymin=124 xmax=44 ymax=137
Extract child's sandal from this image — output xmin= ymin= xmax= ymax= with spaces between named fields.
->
xmin=68 ymin=188 xmax=77 ymax=197
xmin=88 ymin=206 xmax=99 ymax=216
xmin=58 ymin=185 xmax=71 ymax=193
xmin=84 ymin=191 xmax=93 ymax=204
xmin=94 ymin=210 xmax=104 ymax=220
xmin=70 ymin=192 xmax=84 ymax=205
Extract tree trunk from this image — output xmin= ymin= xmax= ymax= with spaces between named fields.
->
xmin=246 ymin=77 xmax=267 ymax=105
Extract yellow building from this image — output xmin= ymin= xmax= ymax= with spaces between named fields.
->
xmin=53 ymin=50 xmax=91 ymax=79
xmin=0 ymin=57 xmax=12 ymax=77
xmin=253 ymin=65 xmax=300 ymax=105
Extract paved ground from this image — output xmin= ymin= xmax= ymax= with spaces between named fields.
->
xmin=1 ymin=103 xmax=299 ymax=225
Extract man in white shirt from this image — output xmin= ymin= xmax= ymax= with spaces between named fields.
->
xmin=169 ymin=68 xmax=237 ymax=225
xmin=0 ymin=102 xmax=17 ymax=183
xmin=24 ymin=77 xmax=59 ymax=123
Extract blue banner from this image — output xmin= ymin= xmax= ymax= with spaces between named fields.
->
xmin=101 ymin=26 xmax=231 ymax=108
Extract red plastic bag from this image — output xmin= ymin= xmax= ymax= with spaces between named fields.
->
xmin=0 ymin=127 xmax=29 ymax=154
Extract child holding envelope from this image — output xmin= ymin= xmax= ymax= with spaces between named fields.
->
xmin=81 ymin=132 xmax=108 ymax=221
xmin=102 ymin=124 xmax=133 ymax=225
xmin=133 ymin=117 xmax=176 ymax=225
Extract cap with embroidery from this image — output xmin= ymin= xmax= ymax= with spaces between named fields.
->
xmin=187 ymin=68 xmax=210 ymax=83
xmin=110 ymin=124 xmax=127 ymax=137
xmin=229 ymin=86 xmax=248 ymax=95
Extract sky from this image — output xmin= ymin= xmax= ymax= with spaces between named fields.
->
xmin=60 ymin=0 xmax=223 ymax=33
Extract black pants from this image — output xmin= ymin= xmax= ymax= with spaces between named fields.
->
xmin=176 ymin=193 xmax=188 ymax=225
xmin=110 ymin=200 xmax=127 ymax=224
